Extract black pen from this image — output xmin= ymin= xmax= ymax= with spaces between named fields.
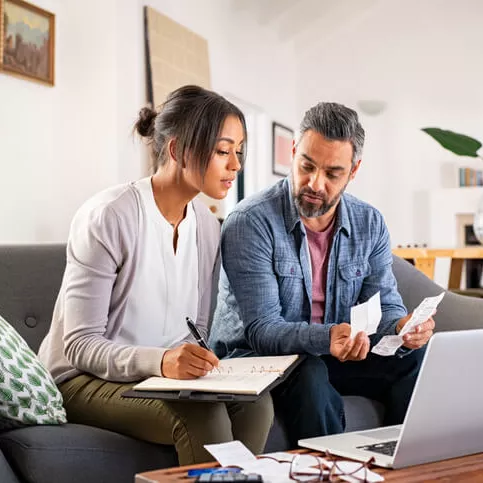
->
xmin=186 ymin=317 xmax=210 ymax=350
xmin=186 ymin=317 xmax=220 ymax=372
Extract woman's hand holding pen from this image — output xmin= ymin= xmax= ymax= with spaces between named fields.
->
xmin=161 ymin=344 xmax=220 ymax=379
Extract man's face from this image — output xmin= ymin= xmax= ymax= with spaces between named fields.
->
xmin=291 ymin=130 xmax=361 ymax=218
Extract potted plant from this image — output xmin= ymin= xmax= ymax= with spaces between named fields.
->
xmin=422 ymin=128 xmax=482 ymax=159
xmin=422 ymin=128 xmax=483 ymax=242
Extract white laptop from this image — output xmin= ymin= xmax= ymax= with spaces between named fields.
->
xmin=299 ymin=329 xmax=483 ymax=468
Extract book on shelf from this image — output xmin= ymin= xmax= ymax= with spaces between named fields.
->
xmin=122 ymin=354 xmax=302 ymax=402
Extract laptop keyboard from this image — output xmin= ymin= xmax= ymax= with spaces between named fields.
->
xmin=357 ymin=440 xmax=398 ymax=456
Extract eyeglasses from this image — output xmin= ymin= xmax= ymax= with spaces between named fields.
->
xmin=288 ymin=452 xmax=376 ymax=482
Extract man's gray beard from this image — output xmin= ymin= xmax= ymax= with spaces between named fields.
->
xmin=294 ymin=195 xmax=337 ymax=218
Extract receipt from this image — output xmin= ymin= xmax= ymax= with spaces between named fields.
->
xmin=350 ymin=291 xmax=381 ymax=338
xmin=398 ymin=292 xmax=444 ymax=336
xmin=372 ymin=292 xmax=444 ymax=356
xmin=371 ymin=335 xmax=403 ymax=356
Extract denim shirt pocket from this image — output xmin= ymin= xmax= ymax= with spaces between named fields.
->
xmin=274 ymin=258 xmax=305 ymax=315
xmin=338 ymin=260 xmax=372 ymax=308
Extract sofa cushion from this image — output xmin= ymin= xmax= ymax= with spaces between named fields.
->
xmin=0 ymin=316 xmax=66 ymax=430
xmin=0 ymin=424 xmax=178 ymax=483
xmin=0 ymin=244 xmax=66 ymax=353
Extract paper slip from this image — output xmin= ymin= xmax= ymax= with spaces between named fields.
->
xmin=350 ymin=291 xmax=381 ymax=338
xmin=371 ymin=335 xmax=403 ymax=356
xmin=398 ymin=292 xmax=444 ymax=336
xmin=204 ymin=440 xmax=256 ymax=467
xmin=372 ymin=292 xmax=445 ymax=356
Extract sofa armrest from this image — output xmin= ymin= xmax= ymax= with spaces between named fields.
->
xmin=0 ymin=450 xmax=20 ymax=483
xmin=392 ymin=255 xmax=483 ymax=333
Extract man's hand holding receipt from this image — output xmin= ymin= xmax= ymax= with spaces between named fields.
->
xmin=160 ymin=317 xmax=219 ymax=380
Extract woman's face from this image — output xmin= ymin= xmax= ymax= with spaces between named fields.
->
xmin=186 ymin=115 xmax=244 ymax=200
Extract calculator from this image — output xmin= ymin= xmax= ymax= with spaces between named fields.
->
xmin=195 ymin=473 xmax=263 ymax=482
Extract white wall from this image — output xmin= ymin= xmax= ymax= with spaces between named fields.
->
xmin=4 ymin=0 xmax=482 ymax=245
xmin=0 ymin=0 xmax=298 ymax=242
xmin=0 ymin=0 xmax=119 ymax=242
xmin=296 ymin=0 xmax=483 ymax=248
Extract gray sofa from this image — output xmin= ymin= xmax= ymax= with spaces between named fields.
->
xmin=0 ymin=244 xmax=482 ymax=483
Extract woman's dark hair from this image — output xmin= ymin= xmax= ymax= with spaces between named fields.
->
xmin=134 ymin=85 xmax=247 ymax=177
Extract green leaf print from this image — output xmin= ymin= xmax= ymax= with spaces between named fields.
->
xmin=37 ymin=391 xmax=49 ymax=406
xmin=27 ymin=374 xmax=42 ymax=387
xmin=18 ymin=396 xmax=32 ymax=408
xmin=22 ymin=413 xmax=37 ymax=425
xmin=45 ymin=384 xmax=58 ymax=398
xmin=5 ymin=337 xmax=18 ymax=351
xmin=0 ymin=388 xmax=13 ymax=402
xmin=0 ymin=346 xmax=13 ymax=360
xmin=34 ymin=405 xmax=47 ymax=416
xmin=34 ymin=365 xmax=47 ymax=378
xmin=7 ymin=405 xmax=19 ymax=418
xmin=10 ymin=379 xmax=25 ymax=392
xmin=17 ymin=359 xmax=28 ymax=370
xmin=7 ymin=364 xmax=22 ymax=379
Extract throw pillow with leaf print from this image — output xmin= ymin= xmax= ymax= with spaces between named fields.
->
xmin=0 ymin=315 xmax=66 ymax=430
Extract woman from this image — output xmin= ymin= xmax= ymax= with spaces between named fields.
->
xmin=38 ymin=85 xmax=273 ymax=465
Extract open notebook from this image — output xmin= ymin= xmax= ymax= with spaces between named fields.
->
xmin=123 ymin=354 xmax=302 ymax=402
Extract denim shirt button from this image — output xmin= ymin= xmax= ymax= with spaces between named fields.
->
xmin=356 ymin=269 xmax=361 ymax=276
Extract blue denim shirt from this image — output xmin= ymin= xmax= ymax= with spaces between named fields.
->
xmin=209 ymin=177 xmax=407 ymax=358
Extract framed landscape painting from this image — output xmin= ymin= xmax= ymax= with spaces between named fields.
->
xmin=272 ymin=122 xmax=294 ymax=177
xmin=0 ymin=0 xmax=55 ymax=85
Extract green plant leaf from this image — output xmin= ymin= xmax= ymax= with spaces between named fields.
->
xmin=422 ymin=128 xmax=482 ymax=157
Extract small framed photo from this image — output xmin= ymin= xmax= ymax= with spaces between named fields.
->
xmin=272 ymin=122 xmax=294 ymax=177
xmin=0 ymin=0 xmax=55 ymax=86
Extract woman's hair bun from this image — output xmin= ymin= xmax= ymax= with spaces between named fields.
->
xmin=135 ymin=107 xmax=157 ymax=137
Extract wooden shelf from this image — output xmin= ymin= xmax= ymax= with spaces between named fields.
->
xmin=392 ymin=247 xmax=483 ymax=289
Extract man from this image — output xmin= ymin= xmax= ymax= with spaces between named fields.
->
xmin=208 ymin=101 xmax=434 ymax=448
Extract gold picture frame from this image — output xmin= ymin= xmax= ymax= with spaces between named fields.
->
xmin=0 ymin=0 xmax=55 ymax=86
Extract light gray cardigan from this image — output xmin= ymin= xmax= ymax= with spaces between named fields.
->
xmin=38 ymin=183 xmax=220 ymax=384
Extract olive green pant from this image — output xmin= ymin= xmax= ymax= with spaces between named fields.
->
xmin=59 ymin=374 xmax=274 ymax=465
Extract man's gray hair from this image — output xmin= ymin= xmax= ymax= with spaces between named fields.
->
xmin=298 ymin=102 xmax=365 ymax=166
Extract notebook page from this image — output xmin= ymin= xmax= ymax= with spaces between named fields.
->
xmin=217 ymin=354 xmax=299 ymax=375
xmin=133 ymin=371 xmax=279 ymax=395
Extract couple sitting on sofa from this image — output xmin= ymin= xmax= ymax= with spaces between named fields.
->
xmin=36 ymin=85 xmax=434 ymax=465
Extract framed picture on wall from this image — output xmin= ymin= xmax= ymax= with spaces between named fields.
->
xmin=0 ymin=0 xmax=55 ymax=86
xmin=272 ymin=122 xmax=294 ymax=177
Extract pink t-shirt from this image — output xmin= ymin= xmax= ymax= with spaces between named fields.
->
xmin=305 ymin=218 xmax=336 ymax=324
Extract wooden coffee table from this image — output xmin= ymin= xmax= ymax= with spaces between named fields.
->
xmin=135 ymin=450 xmax=483 ymax=482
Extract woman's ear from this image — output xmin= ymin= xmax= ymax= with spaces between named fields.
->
xmin=168 ymin=139 xmax=186 ymax=168
xmin=168 ymin=139 xmax=177 ymax=162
